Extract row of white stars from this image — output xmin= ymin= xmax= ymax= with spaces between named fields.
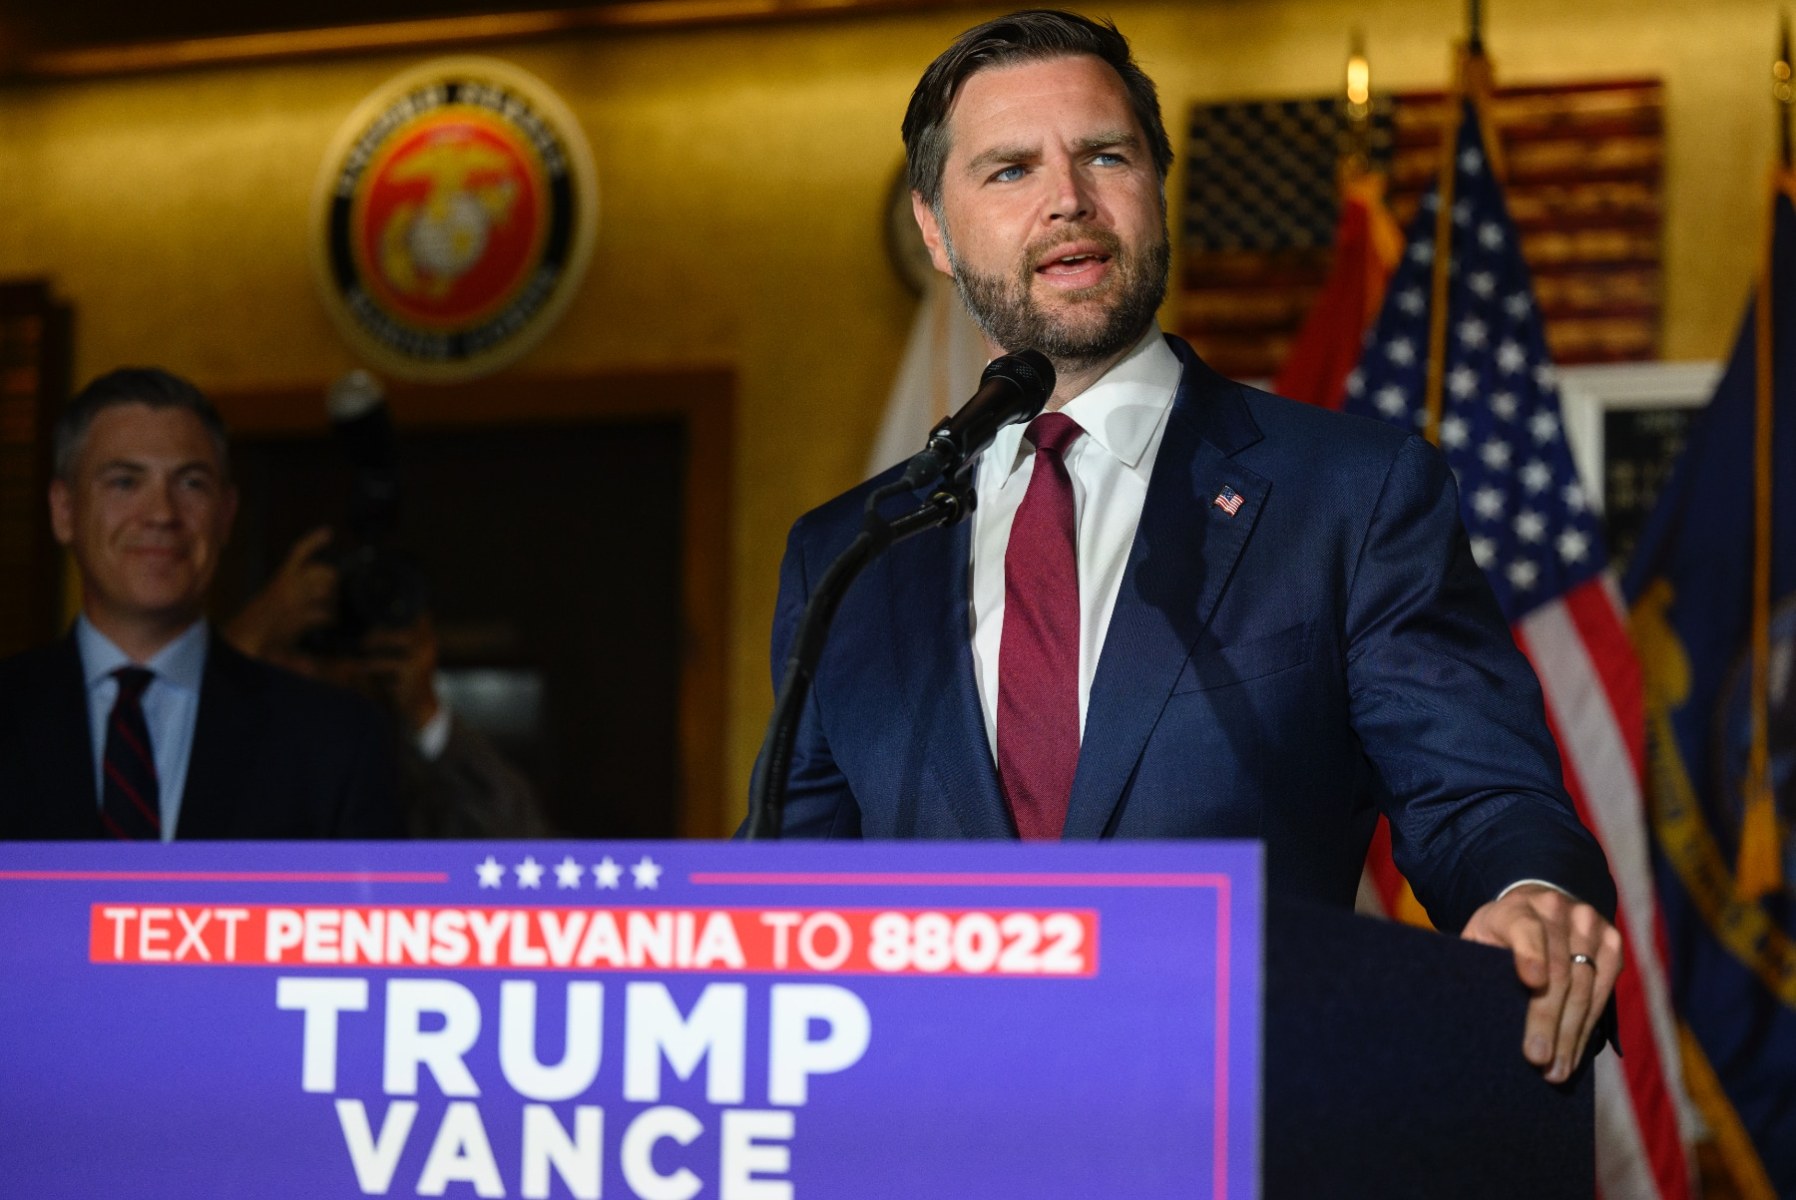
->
xmin=1371 ymin=388 xmax=1562 ymax=449
xmin=1454 ymin=456 xmax=1576 ymax=499
xmin=1380 ymin=338 xmax=1554 ymax=391
xmin=1346 ymin=306 xmax=1539 ymax=394
xmin=1393 ymin=271 xmax=1529 ymax=316
xmin=1468 ymin=522 xmax=1591 ymax=569
xmin=1465 ymin=550 xmax=1588 ymax=595
xmin=1406 ymin=214 xmax=1507 ymax=263
xmin=1452 ymin=427 xmax=1563 ymax=472
xmin=1468 ymin=478 xmax=1589 ymax=523
xmin=474 ymin=854 xmax=663 ymax=891
xmin=1475 ymin=550 xmax=1583 ymax=595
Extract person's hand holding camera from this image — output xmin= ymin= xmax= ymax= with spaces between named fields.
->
xmin=223 ymin=526 xmax=338 ymax=672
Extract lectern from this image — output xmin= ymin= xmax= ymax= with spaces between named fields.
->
xmin=0 ymin=840 xmax=1589 ymax=1198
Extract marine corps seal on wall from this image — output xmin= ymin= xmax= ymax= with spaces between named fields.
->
xmin=311 ymin=58 xmax=598 ymax=381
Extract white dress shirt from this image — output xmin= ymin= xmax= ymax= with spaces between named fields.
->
xmin=969 ymin=326 xmax=1181 ymax=754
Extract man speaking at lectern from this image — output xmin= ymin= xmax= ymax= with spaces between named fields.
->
xmin=761 ymin=10 xmax=1622 ymax=1084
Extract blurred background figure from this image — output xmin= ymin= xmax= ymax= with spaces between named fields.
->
xmin=228 ymin=526 xmax=551 ymax=839
xmin=226 ymin=525 xmax=338 ymax=677
xmin=208 ymin=367 xmax=682 ymax=840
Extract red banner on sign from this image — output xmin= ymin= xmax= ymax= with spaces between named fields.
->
xmin=90 ymin=904 xmax=1099 ymax=977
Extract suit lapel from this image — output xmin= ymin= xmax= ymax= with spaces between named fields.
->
xmin=1063 ymin=341 xmax=1270 ymax=839
xmin=177 ymin=634 xmax=258 ymax=838
xmin=880 ymin=496 xmax=1014 ymax=837
xmin=45 ymin=635 xmax=103 ymax=835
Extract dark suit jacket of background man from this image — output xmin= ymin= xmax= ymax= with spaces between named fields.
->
xmin=766 ymin=335 xmax=1615 ymax=934
xmin=0 ymin=630 xmax=400 ymax=839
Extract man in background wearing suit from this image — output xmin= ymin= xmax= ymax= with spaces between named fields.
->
xmin=0 ymin=368 xmax=398 ymax=840
xmin=764 ymin=9 xmax=1622 ymax=1084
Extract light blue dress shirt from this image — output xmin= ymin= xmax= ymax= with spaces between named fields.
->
xmin=77 ymin=617 xmax=209 ymax=841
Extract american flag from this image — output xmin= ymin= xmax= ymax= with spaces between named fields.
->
xmin=1213 ymin=486 xmax=1244 ymax=516
xmin=1181 ymin=80 xmax=1664 ymax=382
xmin=1344 ymin=100 xmax=1691 ymax=1200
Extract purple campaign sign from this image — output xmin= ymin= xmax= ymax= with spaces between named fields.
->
xmin=0 ymin=841 xmax=1260 ymax=1199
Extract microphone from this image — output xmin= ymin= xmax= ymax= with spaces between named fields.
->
xmin=900 ymin=350 xmax=1056 ymax=486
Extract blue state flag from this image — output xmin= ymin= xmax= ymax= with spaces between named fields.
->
xmin=1623 ymin=186 xmax=1796 ymax=1196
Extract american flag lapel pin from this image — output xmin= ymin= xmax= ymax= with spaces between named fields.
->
xmin=1213 ymin=485 xmax=1244 ymax=517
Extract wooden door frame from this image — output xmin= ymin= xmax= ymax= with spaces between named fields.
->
xmin=0 ymin=280 xmax=74 ymax=653
xmin=211 ymin=368 xmax=734 ymax=839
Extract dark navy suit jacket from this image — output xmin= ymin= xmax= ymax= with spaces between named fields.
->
xmin=0 ymin=629 xmax=400 ymax=840
xmin=766 ymin=336 xmax=1614 ymax=934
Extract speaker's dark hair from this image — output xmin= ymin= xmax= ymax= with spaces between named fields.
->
xmin=902 ymin=9 xmax=1173 ymax=210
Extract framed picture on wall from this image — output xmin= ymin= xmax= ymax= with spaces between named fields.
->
xmin=1557 ymin=359 xmax=1721 ymax=575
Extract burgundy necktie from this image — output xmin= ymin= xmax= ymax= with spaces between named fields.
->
xmin=101 ymin=667 xmax=161 ymax=841
xmin=997 ymin=412 xmax=1083 ymax=840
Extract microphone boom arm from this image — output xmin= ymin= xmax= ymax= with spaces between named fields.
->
xmin=744 ymin=480 xmax=975 ymax=839
xmin=745 ymin=348 xmax=1052 ymax=839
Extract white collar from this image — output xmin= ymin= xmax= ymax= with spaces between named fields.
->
xmin=986 ymin=326 xmax=1181 ymax=484
xmin=75 ymin=615 xmax=209 ymax=692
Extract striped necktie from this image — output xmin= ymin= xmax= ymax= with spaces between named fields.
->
xmin=101 ymin=667 xmax=161 ymax=840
